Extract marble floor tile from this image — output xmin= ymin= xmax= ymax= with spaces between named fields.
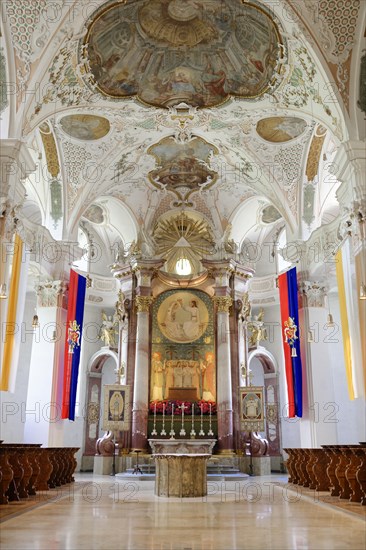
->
xmin=0 ymin=474 xmax=365 ymax=550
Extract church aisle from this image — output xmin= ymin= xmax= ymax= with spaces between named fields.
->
xmin=0 ymin=474 xmax=365 ymax=550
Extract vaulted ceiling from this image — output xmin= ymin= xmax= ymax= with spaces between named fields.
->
xmin=1 ymin=0 xmax=364 ymax=280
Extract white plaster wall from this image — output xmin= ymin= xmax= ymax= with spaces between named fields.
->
xmin=24 ymin=305 xmax=60 ymax=446
xmin=328 ymin=292 xmax=366 ymax=443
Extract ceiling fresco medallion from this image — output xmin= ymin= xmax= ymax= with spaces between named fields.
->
xmin=59 ymin=114 xmax=110 ymax=140
xmin=147 ymin=135 xmax=218 ymax=206
xmin=256 ymin=116 xmax=307 ymax=143
xmin=261 ymin=205 xmax=282 ymax=224
xmin=82 ymin=204 xmax=105 ymax=225
xmin=84 ymin=0 xmax=284 ymax=108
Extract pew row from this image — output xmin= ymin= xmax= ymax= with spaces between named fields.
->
xmin=284 ymin=444 xmax=366 ymax=505
xmin=0 ymin=444 xmax=79 ymax=505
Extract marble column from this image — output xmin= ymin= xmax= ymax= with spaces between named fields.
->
xmin=131 ymin=295 xmax=153 ymax=450
xmin=232 ymin=269 xmax=253 ymax=453
xmin=214 ymin=295 xmax=234 ymax=452
xmin=130 ymin=258 xmax=164 ymax=450
xmin=203 ymin=259 xmax=236 ymax=453
xmin=115 ymin=290 xmax=129 ymax=385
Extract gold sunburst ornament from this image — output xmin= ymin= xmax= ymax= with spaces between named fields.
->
xmin=153 ymin=212 xmax=215 ymax=274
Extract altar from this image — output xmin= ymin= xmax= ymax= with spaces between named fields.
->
xmin=149 ymin=439 xmax=216 ymax=497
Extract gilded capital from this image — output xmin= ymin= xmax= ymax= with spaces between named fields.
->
xmin=135 ymin=295 xmax=154 ymax=313
xmin=213 ymin=296 xmax=232 ymax=313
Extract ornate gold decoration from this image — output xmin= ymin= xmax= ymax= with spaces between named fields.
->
xmin=153 ymin=212 xmax=215 ymax=274
xmin=39 ymin=122 xmax=60 ymax=178
xmin=135 ymin=295 xmax=154 ymax=312
xmin=306 ymin=125 xmax=327 ymax=182
xmin=213 ymin=296 xmax=232 ymax=313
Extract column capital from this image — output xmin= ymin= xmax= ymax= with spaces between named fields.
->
xmin=135 ymin=295 xmax=154 ymax=313
xmin=131 ymin=258 xmax=165 ymax=289
xmin=213 ymin=295 xmax=233 ymax=313
xmin=299 ymin=280 xmax=328 ymax=308
xmin=35 ymin=279 xmax=68 ymax=308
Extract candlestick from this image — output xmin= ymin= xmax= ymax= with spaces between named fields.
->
xmin=199 ymin=403 xmax=205 ymax=436
xmin=190 ymin=403 xmax=196 ymax=437
xmin=160 ymin=403 xmax=166 ymax=436
xmin=169 ymin=404 xmax=175 ymax=439
xmin=151 ymin=402 xmax=157 ymax=436
xmin=207 ymin=403 xmax=214 ymax=436
xmin=179 ymin=403 xmax=186 ymax=436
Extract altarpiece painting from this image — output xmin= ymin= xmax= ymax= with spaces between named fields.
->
xmin=150 ymin=290 xmax=215 ymax=405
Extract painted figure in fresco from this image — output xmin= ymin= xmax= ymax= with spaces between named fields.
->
xmin=182 ymin=362 xmax=193 ymax=387
xmin=151 ymin=352 xmax=165 ymax=400
xmin=181 ymin=299 xmax=201 ymax=340
xmin=164 ymin=299 xmax=184 ymax=340
xmin=200 ymin=351 xmax=215 ymax=401
xmin=202 ymin=60 xmax=227 ymax=98
xmin=173 ymin=362 xmax=183 ymax=387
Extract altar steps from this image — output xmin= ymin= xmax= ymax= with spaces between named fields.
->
xmin=116 ymin=461 xmax=249 ymax=481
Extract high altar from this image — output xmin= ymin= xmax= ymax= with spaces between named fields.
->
xmin=93 ymin=255 xmax=273 ymax=463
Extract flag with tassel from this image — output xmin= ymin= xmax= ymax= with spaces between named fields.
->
xmin=278 ymin=266 xmax=303 ymax=417
xmin=61 ymin=269 xmax=86 ymax=420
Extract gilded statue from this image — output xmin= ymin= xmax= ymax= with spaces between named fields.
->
xmin=247 ymin=308 xmax=267 ymax=348
xmin=99 ymin=311 xmax=119 ymax=348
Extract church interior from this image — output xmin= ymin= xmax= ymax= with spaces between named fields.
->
xmin=0 ymin=1 xmax=365 ymax=548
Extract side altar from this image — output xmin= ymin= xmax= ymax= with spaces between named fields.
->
xmin=149 ymin=439 xmax=216 ymax=497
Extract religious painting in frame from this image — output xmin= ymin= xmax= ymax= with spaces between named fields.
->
xmin=102 ymin=385 xmax=131 ymax=431
xmin=151 ymin=289 xmax=215 ymax=404
xmin=239 ymin=386 xmax=265 ymax=432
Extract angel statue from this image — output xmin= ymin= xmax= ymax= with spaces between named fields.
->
xmin=247 ymin=308 xmax=267 ymax=348
xmin=99 ymin=311 xmax=119 ymax=348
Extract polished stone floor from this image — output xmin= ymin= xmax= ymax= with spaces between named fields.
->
xmin=0 ymin=473 xmax=365 ymax=550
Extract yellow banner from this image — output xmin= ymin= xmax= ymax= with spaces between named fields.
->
xmin=335 ymin=248 xmax=354 ymax=400
xmin=0 ymin=234 xmax=23 ymax=391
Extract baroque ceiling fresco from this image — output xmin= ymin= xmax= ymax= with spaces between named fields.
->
xmin=84 ymin=0 xmax=284 ymax=108
xmin=1 ymin=0 xmax=363 ymax=279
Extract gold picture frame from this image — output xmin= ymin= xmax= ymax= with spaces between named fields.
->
xmin=102 ymin=385 xmax=131 ymax=431
xmin=239 ymin=386 xmax=265 ymax=432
